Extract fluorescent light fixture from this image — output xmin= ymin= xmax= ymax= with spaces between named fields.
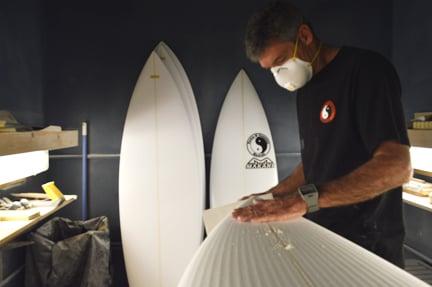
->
xmin=410 ymin=146 xmax=432 ymax=173
xmin=0 ymin=150 xmax=49 ymax=186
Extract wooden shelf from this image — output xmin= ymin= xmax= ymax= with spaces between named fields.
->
xmin=415 ymin=169 xmax=432 ymax=178
xmin=0 ymin=130 xmax=78 ymax=156
xmin=0 ymin=195 xmax=77 ymax=247
xmin=408 ymin=129 xmax=432 ymax=148
xmin=403 ymin=192 xmax=432 ymax=213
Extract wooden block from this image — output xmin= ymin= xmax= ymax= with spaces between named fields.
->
xmin=0 ymin=210 xmax=40 ymax=221
xmin=408 ymin=129 xmax=432 ymax=148
xmin=403 ymin=187 xmax=430 ymax=197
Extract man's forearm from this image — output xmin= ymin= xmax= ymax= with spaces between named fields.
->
xmin=318 ymin=142 xmax=412 ymax=208
xmin=271 ymin=162 xmax=305 ymax=197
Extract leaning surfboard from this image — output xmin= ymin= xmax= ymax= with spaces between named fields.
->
xmin=155 ymin=42 xmax=205 ymax=231
xmin=119 ymin=52 xmax=202 ymax=287
xmin=210 ymin=69 xmax=278 ymax=208
xmin=178 ymin=199 xmax=429 ymax=287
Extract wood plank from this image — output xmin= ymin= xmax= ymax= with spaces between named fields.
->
xmin=415 ymin=169 xmax=432 ymax=177
xmin=0 ymin=179 xmax=26 ymax=190
xmin=403 ymin=192 xmax=432 ymax=213
xmin=0 ymin=130 xmax=78 ymax=156
xmin=0 ymin=195 xmax=77 ymax=247
xmin=408 ymin=129 xmax=432 ymax=148
xmin=0 ymin=210 xmax=40 ymax=221
xmin=10 ymin=193 xmax=48 ymax=200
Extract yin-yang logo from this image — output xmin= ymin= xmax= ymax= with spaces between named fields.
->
xmin=320 ymin=100 xmax=336 ymax=124
xmin=246 ymin=133 xmax=271 ymax=157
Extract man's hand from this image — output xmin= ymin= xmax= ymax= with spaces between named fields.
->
xmin=232 ymin=195 xmax=307 ymax=223
xmin=239 ymin=190 xmax=273 ymax=201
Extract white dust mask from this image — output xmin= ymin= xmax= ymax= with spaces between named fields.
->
xmin=271 ymin=37 xmax=322 ymax=92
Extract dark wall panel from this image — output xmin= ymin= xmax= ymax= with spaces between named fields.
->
xmin=0 ymin=0 xmax=44 ymax=126
xmin=393 ymin=0 xmax=432 ymax=263
xmin=393 ymin=0 xmax=432 ymax=119
xmin=42 ymin=0 xmax=394 ymax=155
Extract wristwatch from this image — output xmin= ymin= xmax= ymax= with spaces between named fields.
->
xmin=298 ymin=184 xmax=320 ymax=213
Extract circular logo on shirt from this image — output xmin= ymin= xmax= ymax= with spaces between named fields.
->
xmin=320 ymin=100 xmax=336 ymax=124
xmin=246 ymin=133 xmax=271 ymax=157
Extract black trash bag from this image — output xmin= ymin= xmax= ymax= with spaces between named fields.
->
xmin=25 ymin=216 xmax=112 ymax=287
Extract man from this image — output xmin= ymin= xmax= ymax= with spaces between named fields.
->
xmin=232 ymin=1 xmax=412 ymax=268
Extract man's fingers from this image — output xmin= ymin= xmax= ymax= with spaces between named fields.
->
xmin=239 ymin=190 xmax=272 ymax=201
xmin=232 ymin=206 xmax=254 ymax=222
xmin=232 ymin=197 xmax=304 ymax=223
xmin=233 ymin=200 xmax=282 ymax=222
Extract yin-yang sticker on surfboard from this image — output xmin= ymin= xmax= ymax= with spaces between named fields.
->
xmin=210 ymin=69 xmax=278 ymax=208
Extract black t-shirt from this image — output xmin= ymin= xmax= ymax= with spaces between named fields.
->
xmin=296 ymin=47 xmax=409 ymax=266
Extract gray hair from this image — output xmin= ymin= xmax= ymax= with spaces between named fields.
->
xmin=245 ymin=1 xmax=308 ymax=62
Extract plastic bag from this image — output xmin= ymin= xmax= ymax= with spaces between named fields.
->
xmin=25 ymin=216 xmax=112 ymax=287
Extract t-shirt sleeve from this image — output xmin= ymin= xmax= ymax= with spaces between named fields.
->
xmin=354 ymin=52 xmax=410 ymax=155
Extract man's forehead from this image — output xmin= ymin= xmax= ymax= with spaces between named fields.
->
xmin=259 ymin=40 xmax=295 ymax=69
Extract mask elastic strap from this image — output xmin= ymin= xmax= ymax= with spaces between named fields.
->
xmin=292 ymin=34 xmax=300 ymax=58
xmin=310 ymin=41 xmax=323 ymax=64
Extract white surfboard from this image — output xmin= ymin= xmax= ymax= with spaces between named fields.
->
xmin=210 ymin=70 xmax=278 ymax=208
xmin=119 ymin=52 xmax=203 ymax=287
xmin=179 ymin=199 xmax=429 ymax=287
xmin=155 ymin=42 xmax=205 ymax=226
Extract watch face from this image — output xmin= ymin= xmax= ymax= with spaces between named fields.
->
xmin=301 ymin=185 xmax=317 ymax=195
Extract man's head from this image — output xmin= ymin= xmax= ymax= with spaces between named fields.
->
xmin=245 ymin=1 xmax=317 ymax=70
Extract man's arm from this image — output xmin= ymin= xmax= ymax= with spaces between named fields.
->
xmin=318 ymin=141 xmax=412 ymax=208
xmin=233 ymin=141 xmax=412 ymax=223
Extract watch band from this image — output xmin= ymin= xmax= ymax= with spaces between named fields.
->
xmin=298 ymin=184 xmax=320 ymax=213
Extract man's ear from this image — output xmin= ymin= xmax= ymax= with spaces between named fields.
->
xmin=298 ymin=24 xmax=314 ymax=46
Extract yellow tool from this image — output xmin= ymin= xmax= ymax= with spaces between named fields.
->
xmin=41 ymin=181 xmax=65 ymax=202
